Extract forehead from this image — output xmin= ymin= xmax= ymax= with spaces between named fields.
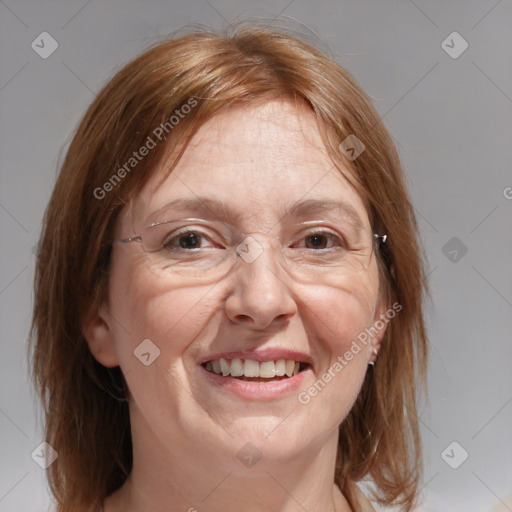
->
xmin=122 ymin=99 xmax=370 ymax=232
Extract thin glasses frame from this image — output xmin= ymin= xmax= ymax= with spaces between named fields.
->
xmin=116 ymin=229 xmax=387 ymax=247
xmin=112 ymin=218 xmax=387 ymax=280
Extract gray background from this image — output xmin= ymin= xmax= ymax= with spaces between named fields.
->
xmin=1 ymin=1 xmax=511 ymax=511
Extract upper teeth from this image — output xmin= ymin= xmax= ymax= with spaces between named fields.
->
xmin=205 ymin=358 xmax=301 ymax=378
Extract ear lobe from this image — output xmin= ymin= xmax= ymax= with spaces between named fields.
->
xmin=369 ymin=299 xmax=390 ymax=363
xmin=82 ymin=303 xmax=119 ymax=368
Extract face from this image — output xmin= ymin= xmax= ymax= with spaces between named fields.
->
xmin=87 ymin=98 xmax=387 ymax=472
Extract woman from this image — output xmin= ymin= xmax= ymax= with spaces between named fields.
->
xmin=29 ymin=21 xmax=429 ymax=512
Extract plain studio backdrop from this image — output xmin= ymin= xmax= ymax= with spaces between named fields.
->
xmin=0 ymin=1 xmax=511 ymax=511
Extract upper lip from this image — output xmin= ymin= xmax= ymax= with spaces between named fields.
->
xmin=199 ymin=348 xmax=313 ymax=367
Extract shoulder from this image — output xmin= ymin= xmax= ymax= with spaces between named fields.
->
xmin=351 ymin=484 xmax=377 ymax=512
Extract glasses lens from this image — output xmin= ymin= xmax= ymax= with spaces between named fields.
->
xmin=140 ymin=222 xmax=237 ymax=282
xmin=139 ymin=221 xmax=377 ymax=283
xmin=280 ymin=228 xmax=376 ymax=284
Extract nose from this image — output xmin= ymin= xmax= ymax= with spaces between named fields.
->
xmin=224 ymin=233 xmax=297 ymax=330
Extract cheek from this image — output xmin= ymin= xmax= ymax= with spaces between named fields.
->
xmin=297 ymin=270 xmax=379 ymax=417
xmin=108 ymin=266 xmax=221 ymax=422
xmin=303 ymin=269 xmax=379 ymax=353
xmin=108 ymin=255 xmax=217 ymax=367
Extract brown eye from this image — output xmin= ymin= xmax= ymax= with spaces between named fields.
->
xmin=305 ymin=234 xmax=329 ymax=249
xmin=177 ymin=232 xmax=202 ymax=249
xmin=163 ymin=230 xmax=210 ymax=250
xmin=294 ymin=231 xmax=346 ymax=250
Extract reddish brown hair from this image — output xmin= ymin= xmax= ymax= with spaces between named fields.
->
xmin=29 ymin=21 xmax=429 ymax=512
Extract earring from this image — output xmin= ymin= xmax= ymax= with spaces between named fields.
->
xmin=368 ymin=347 xmax=378 ymax=367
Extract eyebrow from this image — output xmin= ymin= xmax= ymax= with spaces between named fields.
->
xmin=288 ymin=198 xmax=364 ymax=230
xmin=147 ymin=197 xmax=364 ymax=230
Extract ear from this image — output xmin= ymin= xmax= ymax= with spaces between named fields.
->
xmin=82 ymin=302 xmax=120 ymax=368
xmin=369 ymin=297 xmax=391 ymax=364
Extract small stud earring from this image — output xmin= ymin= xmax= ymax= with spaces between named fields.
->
xmin=368 ymin=347 xmax=378 ymax=367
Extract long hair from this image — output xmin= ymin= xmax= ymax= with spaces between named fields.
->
xmin=29 ymin=20 xmax=429 ymax=512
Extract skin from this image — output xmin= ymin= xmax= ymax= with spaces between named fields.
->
xmin=84 ymin=98 xmax=387 ymax=512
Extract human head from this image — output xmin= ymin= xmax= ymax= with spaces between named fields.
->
xmin=30 ymin=21 xmax=428 ymax=512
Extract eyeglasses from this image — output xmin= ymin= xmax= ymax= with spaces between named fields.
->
xmin=113 ymin=218 xmax=387 ymax=285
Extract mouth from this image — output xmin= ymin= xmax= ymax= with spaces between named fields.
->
xmin=202 ymin=358 xmax=310 ymax=382
xmin=198 ymin=349 xmax=313 ymax=400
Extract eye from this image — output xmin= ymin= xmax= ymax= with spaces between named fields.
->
xmin=163 ymin=230 xmax=215 ymax=250
xmin=293 ymin=231 xmax=346 ymax=250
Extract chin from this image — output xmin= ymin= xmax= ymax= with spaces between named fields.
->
xmin=206 ymin=414 xmax=330 ymax=467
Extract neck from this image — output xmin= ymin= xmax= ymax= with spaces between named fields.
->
xmin=104 ymin=406 xmax=353 ymax=512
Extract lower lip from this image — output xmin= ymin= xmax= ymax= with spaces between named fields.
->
xmin=199 ymin=365 xmax=310 ymax=401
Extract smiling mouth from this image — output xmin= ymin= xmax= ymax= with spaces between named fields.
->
xmin=202 ymin=358 xmax=309 ymax=381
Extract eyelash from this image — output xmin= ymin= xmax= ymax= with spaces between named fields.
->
xmin=163 ymin=228 xmax=347 ymax=251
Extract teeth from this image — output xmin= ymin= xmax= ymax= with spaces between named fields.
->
xmin=275 ymin=359 xmax=286 ymax=376
xmin=243 ymin=359 xmax=260 ymax=377
xmin=259 ymin=361 xmax=276 ymax=378
xmin=212 ymin=360 xmax=221 ymax=375
xmin=230 ymin=358 xmax=243 ymax=377
xmin=219 ymin=358 xmax=230 ymax=376
xmin=205 ymin=358 xmax=304 ymax=378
